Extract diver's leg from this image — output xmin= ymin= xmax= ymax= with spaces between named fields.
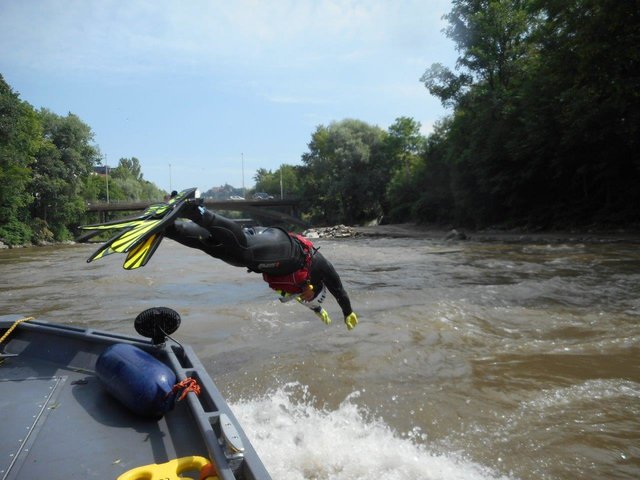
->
xmin=203 ymin=210 xmax=248 ymax=248
xmin=165 ymin=219 xmax=212 ymax=249
xmin=184 ymin=205 xmax=249 ymax=249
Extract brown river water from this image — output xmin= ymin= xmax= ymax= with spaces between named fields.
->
xmin=1 ymin=233 xmax=639 ymax=479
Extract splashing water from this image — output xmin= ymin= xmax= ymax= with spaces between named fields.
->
xmin=231 ymin=382 xmax=514 ymax=480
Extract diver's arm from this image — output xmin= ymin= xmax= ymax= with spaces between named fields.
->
xmin=309 ymin=253 xmax=353 ymax=317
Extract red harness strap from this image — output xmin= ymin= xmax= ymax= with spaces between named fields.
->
xmin=263 ymin=233 xmax=314 ymax=293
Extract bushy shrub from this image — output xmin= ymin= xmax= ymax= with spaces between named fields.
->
xmin=0 ymin=219 xmax=34 ymax=246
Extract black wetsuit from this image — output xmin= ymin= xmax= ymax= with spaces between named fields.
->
xmin=165 ymin=209 xmax=353 ymax=317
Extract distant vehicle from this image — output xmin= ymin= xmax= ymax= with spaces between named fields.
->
xmin=229 ymin=195 xmax=245 ymax=201
xmin=252 ymin=192 xmax=274 ymax=200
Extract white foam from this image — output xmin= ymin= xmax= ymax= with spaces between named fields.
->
xmin=230 ymin=382 xmax=513 ymax=480
xmin=520 ymin=379 xmax=640 ymax=411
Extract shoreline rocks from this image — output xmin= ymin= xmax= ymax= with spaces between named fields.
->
xmin=303 ymin=223 xmax=640 ymax=244
xmin=303 ymin=225 xmax=358 ymax=239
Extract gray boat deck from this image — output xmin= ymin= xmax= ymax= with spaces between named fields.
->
xmin=0 ymin=315 xmax=271 ymax=480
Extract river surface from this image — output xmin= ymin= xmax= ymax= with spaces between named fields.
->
xmin=1 ymin=234 xmax=639 ymax=480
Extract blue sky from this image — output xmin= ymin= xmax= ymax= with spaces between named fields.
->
xmin=0 ymin=1 xmax=456 ymax=192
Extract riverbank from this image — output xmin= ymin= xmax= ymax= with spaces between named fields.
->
xmin=4 ymin=223 xmax=640 ymax=249
xmin=350 ymin=223 xmax=640 ymax=244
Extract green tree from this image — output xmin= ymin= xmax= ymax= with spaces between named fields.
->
xmin=253 ymin=168 xmax=273 ymax=193
xmin=112 ymin=157 xmax=143 ymax=181
xmin=81 ymin=171 xmax=105 ymax=202
xmin=428 ymin=0 xmax=537 ymax=226
xmin=254 ymin=164 xmax=302 ymax=199
xmin=384 ymin=117 xmax=427 ymax=222
xmin=108 ymin=157 xmax=145 ymax=201
xmin=0 ymin=75 xmax=41 ymax=244
xmin=444 ymin=0 xmax=533 ymax=91
xmin=386 ymin=119 xmax=456 ymax=224
xmin=419 ymin=0 xmax=640 ymax=228
xmin=31 ymin=109 xmax=100 ymax=240
xmin=386 ymin=117 xmax=426 ymax=177
xmin=413 ymin=120 xmax=456 ymax=223
xmin=0 ymin=74 xmax=171 ymax=244
xmin=420 ymin=0 xmax=533 ymax=107
xmin=138 ymin=180 xmax=166 ymax=202
xmin=88 ymin=157 xmax=164 ymax=203
xmin=300 ymin=119 xmax=388 ymax=225
xmin=528 ymin=0 xmax=640 ymax=223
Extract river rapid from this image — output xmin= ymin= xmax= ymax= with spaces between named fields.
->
xmin=1 ymin=233 xmax=639 ymax=480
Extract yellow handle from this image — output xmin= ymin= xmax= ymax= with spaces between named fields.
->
xmin=117 ymin=456 xmax=218 ymax=480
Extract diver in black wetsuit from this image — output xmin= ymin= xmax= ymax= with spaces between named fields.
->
xmin=164 ymin=202 xmax=358 ymax=330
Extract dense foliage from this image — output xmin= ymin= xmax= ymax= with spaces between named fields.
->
xmin=0 ymin=75 xmax=165 ymax=246
xmin=418 ymin=0 xmax=640 ymax=228
xmin=0 ymin=77 xmax=41 ymax=244
xmin=3 ymin=0 xmax=637 ymax=242
xmin=260 ymin=1 xmax=639 ymax=229
xmin=253 ymin=1 xmax=639 ymax=230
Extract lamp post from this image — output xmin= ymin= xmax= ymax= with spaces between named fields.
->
xmin=280 ymin=168 xmax=283 ymax=199
xmin=105 ymin=154 xmax=109 ymax=204
xmin=169 ymin=163 xmax=172 ymax=192
xmin=241 ymin=153 xmax=245 ymax=198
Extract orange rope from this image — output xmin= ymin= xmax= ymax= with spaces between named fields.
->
xmin=168 ymin=377 xmax=201 ymax=401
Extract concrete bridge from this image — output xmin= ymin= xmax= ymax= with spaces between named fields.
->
xmin=86 ymin=198 xmax=310 ymax=228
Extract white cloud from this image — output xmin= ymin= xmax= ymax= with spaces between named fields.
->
xmin=1 ymin=0 xmax=454 ymax=75
xmin=0 ymin=0 xmax=456 ymax=188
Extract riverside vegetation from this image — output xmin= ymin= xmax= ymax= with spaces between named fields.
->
xmin=2 ymin=1 xmax=638 ymax=247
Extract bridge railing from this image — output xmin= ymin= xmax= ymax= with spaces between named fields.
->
xmin=85 ymin=199 xmax=308 ymax=228
xmin=86 ymin=198 xmax=300 ymax=210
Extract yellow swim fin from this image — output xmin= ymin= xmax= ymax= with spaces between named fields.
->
xmin=123 ymin=233 xmax=164 ymax=270
xmin=81 ymin=188 xmax=198 ymax=269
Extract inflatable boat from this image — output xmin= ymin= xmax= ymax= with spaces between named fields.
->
xmin=0 ymin=309 xmax=271 ymax=480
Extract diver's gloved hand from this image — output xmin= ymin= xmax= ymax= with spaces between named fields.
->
xmin=315 ymin=308 xmax=332 ymax=325
xmin=344 ymin=312 xmax=358 ymax=330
